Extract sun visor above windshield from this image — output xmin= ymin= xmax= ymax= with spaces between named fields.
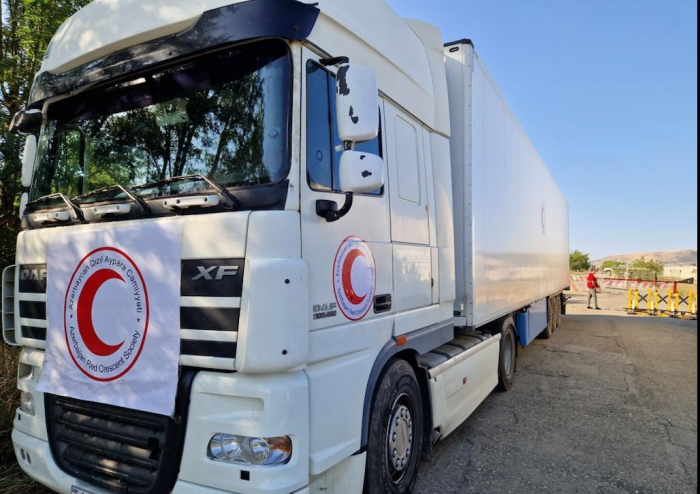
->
xmin=29 ymin=0 xmax=320 ymax=105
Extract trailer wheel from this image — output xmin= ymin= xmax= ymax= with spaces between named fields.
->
xmin=497 ymin=318 xmax=517 ymax=392
xmin=541 ymin=299 xmax=554 ymax=340
xmin=555 ymin=296 xmax=562 ymax=328
xmin=365 ymin=359 xmax=424 ymax=494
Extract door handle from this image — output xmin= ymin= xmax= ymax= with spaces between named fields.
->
xmin=374 ymin=294 xmax=392 ymax=314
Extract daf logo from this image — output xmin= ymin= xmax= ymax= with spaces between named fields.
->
xmin=192 ymin=266 xmax=240 ymax=281
xmin=20 ymin=268 xmax=47 ymax=281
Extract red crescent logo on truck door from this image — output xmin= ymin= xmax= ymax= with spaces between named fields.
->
xmin=63 ymin=247 xmax=149 ymax=382
xmin=333 ymin=236 xmax=376 ymax=321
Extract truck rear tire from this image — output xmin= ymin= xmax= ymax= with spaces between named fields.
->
xmin=365 ymin=359 xmax=424 ymax=494
xmin=497 ymin=318 xmax=517 ymax=392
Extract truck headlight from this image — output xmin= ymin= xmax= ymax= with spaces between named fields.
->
xmin=248 ymin=437 xmax=271 ymax=463
xmin=207 ymin=434 xmax=292 ymax=466
xmin=20 ymin=392 xmax=35 ymax=416
xmin=208 ymin=434 xmax=241 ymax=462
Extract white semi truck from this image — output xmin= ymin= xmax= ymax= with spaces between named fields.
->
xmin=2 ymin=0 xmax=569 ymax=493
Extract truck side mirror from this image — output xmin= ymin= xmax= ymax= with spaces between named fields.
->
xmin=339 ymin=151 xmax=385 ymax=194
xmin=316 ymin=152 xmax=385 ymax=223
xmin=19 ymin=135 xmax=37 ymax=218
xmin=316 ymin=62 xmax=383 ymax=223
xmin=9 ymin=109 xmax=42 ymax=136
xmin=335 ymin=64 xmax=379 ymax=143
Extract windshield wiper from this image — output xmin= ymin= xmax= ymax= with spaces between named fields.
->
xmin=75 ymin=184 xmax=152 ymax=217
xmin=26 ymin=193 xmax=87 ymax=225
xmin=136 ymin=174 xmax=240 ymax=211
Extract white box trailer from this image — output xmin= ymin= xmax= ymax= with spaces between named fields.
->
xmin=445 ymin=40 xmax=570 ymax=330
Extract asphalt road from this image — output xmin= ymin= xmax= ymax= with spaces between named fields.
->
xmin=415 ymin=290 xmax=698 ymax=494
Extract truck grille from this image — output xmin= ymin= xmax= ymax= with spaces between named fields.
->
xmin=17 ymin=261 xmax=242 ymax=371
xmin=45 ymin=370 xmax=196 ymax=494
xmin=2 ymin=265 xmax=18 ymax=345
xmin=17 ymin=263 xmax=48 ymax=344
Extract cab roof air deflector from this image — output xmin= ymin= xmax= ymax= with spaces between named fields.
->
xmin=30 ymin=0 xmax=320 ymax=105
xmin=444 ymin=39 xmax=474 ymax=48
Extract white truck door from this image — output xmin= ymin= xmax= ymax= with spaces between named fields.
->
xmin=384 ymin=101 xmax=433 ymax=321
xmin=301 ymin=53 xmax=393 ymax=330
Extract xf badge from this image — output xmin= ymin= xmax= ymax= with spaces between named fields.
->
xmin=192 ymin=266 xmax=240 ymax=281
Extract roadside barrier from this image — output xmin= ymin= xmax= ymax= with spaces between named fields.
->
xmin=570 ymin=274 xmax=696 ymax=319
xmin=570 ymin=275 xmax=676 ymax=293
xmin=668 ymin=290 xmax=678 ymax=317
xmin=690 ymin=292 xmax=698 ymax=319
xmin=648 ymin=288 xmax=659 ymax=315
xmin=628 ymin=288 xmax=639 ymax=312
xmin=627 ymin=285 xmax=698 ymax=319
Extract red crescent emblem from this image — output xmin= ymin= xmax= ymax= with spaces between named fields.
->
xmin=76 ymin=269 xmax=126 ymax=356
xmin=333 ymin=236 xmax=376 ymax=321
xmin=342 ymin=249 xmax=367 ymax=305
xmin=64 ymin=247 xmax=149 ymax=382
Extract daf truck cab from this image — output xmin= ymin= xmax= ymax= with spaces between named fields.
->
xmin=3 ymin=1 xmax=570 ymax=493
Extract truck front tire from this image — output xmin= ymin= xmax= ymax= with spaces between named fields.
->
xmin=365 ymin=359 xmax=424 ymax=494
xmin=497 ymin=318 xmax=517 ymax=391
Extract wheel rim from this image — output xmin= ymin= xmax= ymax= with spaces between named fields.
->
xmin=503 ymin=329 xmax=515 ymax=377
xmin=387 ymin=393 xmax=415 ymax=484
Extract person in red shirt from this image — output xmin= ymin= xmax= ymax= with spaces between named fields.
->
xmin=587 ymin=268 xmax=602 ymax=310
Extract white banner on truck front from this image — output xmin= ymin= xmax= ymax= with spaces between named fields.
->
xmin=37 ymin=221 xmax=183 ymax=417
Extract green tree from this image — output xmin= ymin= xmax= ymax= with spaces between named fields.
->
xmin=1 ymin=0 xmax=91 ymax=269
xmin=570 ymin=250 xmax=592 ymax=272
xmin=631 ymin=256 xmax=664 ymax=275
xmin=602 ymin=260 xmax=626 ymax=270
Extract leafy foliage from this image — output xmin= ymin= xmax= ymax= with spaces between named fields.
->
xmin=630 ymin=256 xmax=664 ymax=275
xmin=570 ymin=250 xmax=592 ymax=272
xmin=602 ymin=260 xmax=626 ymax=270
xmin=1 ymin=0 xmax=92 ymax=270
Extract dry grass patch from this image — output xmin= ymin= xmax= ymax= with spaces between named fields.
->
xmin=0 ymin=346 xmax=50 ymax=493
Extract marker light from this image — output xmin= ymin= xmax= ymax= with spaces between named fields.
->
xmin=19 ymin=392 xmax=35 ymax=416
xmin=207 ymin=434 xmax=292 ymax=466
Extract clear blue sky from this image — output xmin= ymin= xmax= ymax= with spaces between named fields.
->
xmin=386 ymin=0 xmax=698 ymax=260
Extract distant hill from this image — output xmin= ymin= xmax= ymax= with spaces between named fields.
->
xmin=593 ymin=249 xmax=697 ymax=266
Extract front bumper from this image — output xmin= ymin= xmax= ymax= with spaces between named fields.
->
xmin=13 ymin=430 xmax=309 ymax=494
xmin=13 ymin=349 xmax=310 ymax=494
xmin=13 ymin=431 xmax=310 ymax=494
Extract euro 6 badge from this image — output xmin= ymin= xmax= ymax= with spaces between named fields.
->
xmin=333 ymin=236 xmax=376 ymax=321
xmin=64 ymin=247 xmax=149 ymax=381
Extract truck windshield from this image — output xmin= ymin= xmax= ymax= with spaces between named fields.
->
xmin=30 ymin=39 xmax=291 ymax=203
